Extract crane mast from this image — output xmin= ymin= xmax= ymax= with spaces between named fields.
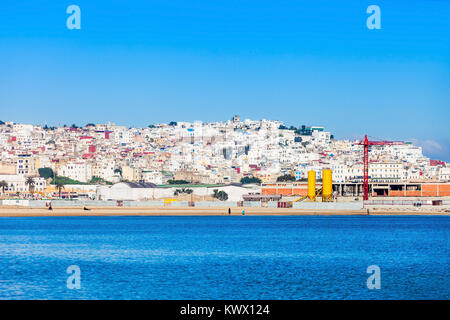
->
xmin=357 ymin=135 xmax=403 ymax=201
xmin=363 ymin=136 xmax=369 ymax=200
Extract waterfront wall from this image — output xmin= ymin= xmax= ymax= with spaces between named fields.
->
xmin=364 ymin=204 xmax=450 ymax=210
xmin=5 ymin=199 xmax=450 ymax=211
xmin=267 ymin=201 xmax=278 ymax=208
xmin=1 ymin=199 xmax=30 ymax=206
xmin=243 ymin=201 xmax=262 ymax=207
xmin=123 ymin=200 xmax=164 ymax=207
xmin=29 ymin=200 xmax=47 ymax=208
xmin=194 ymin=201 xmax=238 ymax=207
xmin=169 ymin=201 xmax=189 ymax=207
xmin=84 ymin=200 xmax=116 ymax=207
xmin=292 ymin=202 xmax=364 ymax=210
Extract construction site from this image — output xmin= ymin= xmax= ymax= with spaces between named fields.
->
xmin=262 ymin=180 xmax=450 ymax=199
xmin=259 ymin=135 xmax=450 ymax=211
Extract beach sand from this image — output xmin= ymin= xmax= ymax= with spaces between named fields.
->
xmin=0 ymin=206 xmax=449 ymax=217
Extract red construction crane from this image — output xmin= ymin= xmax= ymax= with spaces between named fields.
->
xmin=357 ymin=135 xmax=403 ymax=200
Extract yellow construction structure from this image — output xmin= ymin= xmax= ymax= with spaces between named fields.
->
xmin=164 ymin=198 xmax=178 ymax=204
xmin=294 ymin=170 xmax=321 ymax=202
xmin=307 ymin=170 xmax=316 ymax=201
xmin=322 ymin=169 xmax=333 ymax=202
xmin=293 ymin=169 xmax=333 ymax=202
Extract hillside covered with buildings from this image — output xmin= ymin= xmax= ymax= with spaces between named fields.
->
xmin=0 ymin=116 xmax=449 ymax=201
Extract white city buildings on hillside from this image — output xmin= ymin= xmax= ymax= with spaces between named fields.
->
xmin=0 ymin=117 xmax=446 ymax=192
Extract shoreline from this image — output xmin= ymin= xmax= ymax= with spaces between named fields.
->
xmin=0 ymin=206 xmax=449 ymax=217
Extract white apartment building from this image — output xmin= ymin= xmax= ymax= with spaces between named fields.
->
xmin=16 ymin=155 xmax=34 ymax=175
xmin=439 ymin=166 xmax=450 ymax=181
xmin=57 ymin=162 xmax=93 ymax=183
xmin=0 ymin=174 xmax=46 ymax=193
xmin=295 ymin=165 xmax=324 ymax=180
xmin=114 ymin=129 xmax=135 ymax=144
xmin=142 ymin=170 xmax=163 ymax=185
xmin=311 ymin=130 xmax=331 ymax=145
xmin=369 ymin=162 xmax=404 ymax=181
xmin=300 ymin=162 xmax=406 ymax=183
xmin=92 ymin=160 xmax=116 ymax=182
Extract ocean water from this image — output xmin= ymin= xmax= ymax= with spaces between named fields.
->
xmin=0 ymin=215 xmax=448 ymax=300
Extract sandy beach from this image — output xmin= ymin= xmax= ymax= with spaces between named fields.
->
xmin=0 ymin=206 xmax=449 ymax=217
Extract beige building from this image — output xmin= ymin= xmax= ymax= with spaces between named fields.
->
xmin=122 ymin=166 xmax=143 ymax=182
xmin=0 ymin=162 xmax=16 ymax=175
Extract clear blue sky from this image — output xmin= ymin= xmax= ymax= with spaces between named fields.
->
xmin=0 ymin=0 xmax=449 ymax=160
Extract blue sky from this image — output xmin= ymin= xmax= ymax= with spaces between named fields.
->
xmin=0 ymin=0 xmax=449 ymax=160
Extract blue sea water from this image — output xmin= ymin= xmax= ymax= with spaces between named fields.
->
xmin=0 ymin=215 xmax=448 ymax=300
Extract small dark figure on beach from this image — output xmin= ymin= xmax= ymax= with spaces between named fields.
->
xmin=367 ymin=209 xmax=370 ymax=215
xmin=228 ymin=208 xmax=231 ymax=215
xmin=48 ymin=205 xmax=52 ymax=211
xmin=83 ymin=207 xmax=90 ymax=211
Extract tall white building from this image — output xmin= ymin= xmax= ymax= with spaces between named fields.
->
xmin=57 ymin=162 xmax=93 ymax=183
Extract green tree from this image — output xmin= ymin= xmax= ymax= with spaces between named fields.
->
xmin=0 ymin=180 xmax=7 ymax=194
xmin=52 ymin=176 xmax=84 ymax=185
xmin=174 ymin=188 xmax=193 ymax=196
xmin=276 ymin=174 xmax=296 ymax=182
xmin=25 ymin=177 xmax=35 ymax=194
xmin=56 ymin=182 xmax=65 ymax=199
xmin=212 ymin=189 xmax=228 ymax=201
xmin=240 ymin=176 xmax=262 ymax=185
xmin=168 ymin=179 xmax=190 ymax=185
xmin=89 ymin=176 xmax=112 ymax=185
xmin=38 ymin=167 xmax=54 ymax=179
